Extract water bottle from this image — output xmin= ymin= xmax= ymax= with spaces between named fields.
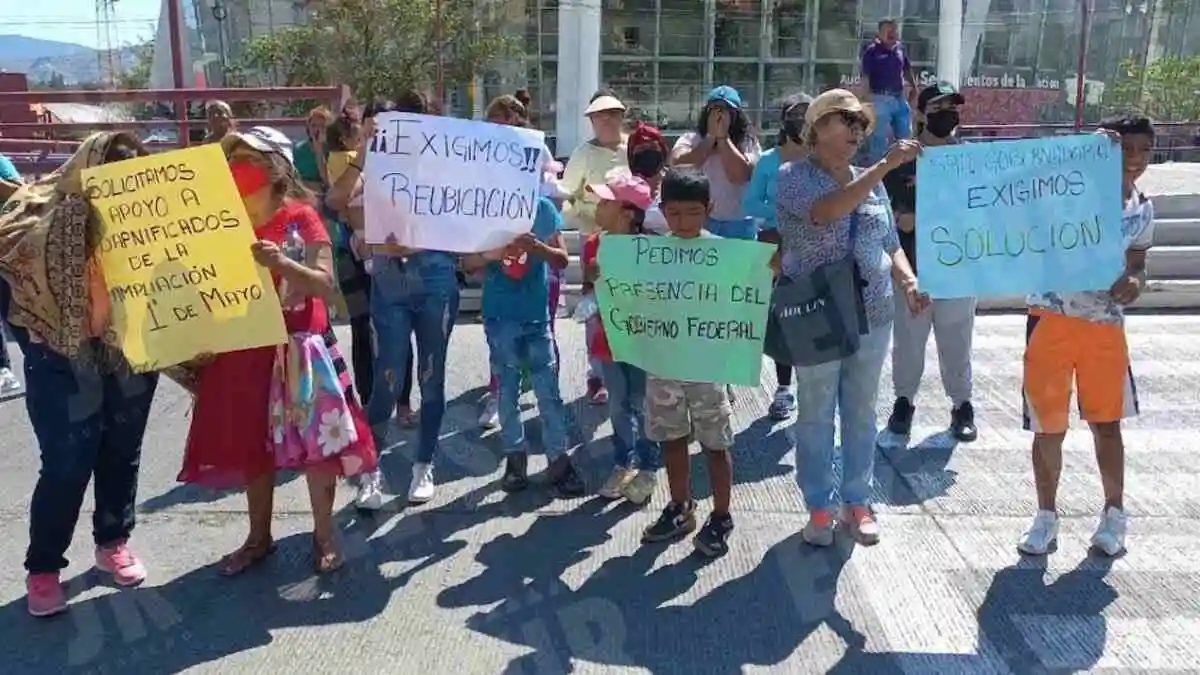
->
xmin=280 ymin=224 xmax=305 ymax=309
xmin=283 ymin=223 xmax=306 ymax=263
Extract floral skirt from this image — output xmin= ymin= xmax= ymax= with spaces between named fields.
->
xmin=268 ymin=332 xmax=377 ymax=477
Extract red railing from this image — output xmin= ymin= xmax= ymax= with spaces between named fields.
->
xmin=0 ymin=85 xmax=349 ymax=174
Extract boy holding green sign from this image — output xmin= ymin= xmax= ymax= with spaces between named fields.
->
xmin=636 ymin=168 xmax=738 ymax=558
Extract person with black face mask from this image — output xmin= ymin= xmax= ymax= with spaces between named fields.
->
xmin=743 ymin=93 xmax=812 ymax=421
xmin=882 ymin=81 xmax=979 ymax=445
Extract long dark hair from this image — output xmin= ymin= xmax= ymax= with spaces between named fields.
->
xmin=697 ymin=102 xmax=750 ymax=149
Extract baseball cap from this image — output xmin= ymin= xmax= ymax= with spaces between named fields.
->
xmin=805 ymin=88 xmax=876 ymax=135
xmin=221 ymin=126 xmax=295 ymax=165
xmin=584 ymin=95 xmax=626 ymax=116
xmin=917 ymin=81 xmax=965 ymax=111
xmin=706 ymin=85 xmax=743 ymax=110
xmin=586 ymin=172 xmax=654 ymax=211
xmin=627 ymin=122 xmax=668 ymax=155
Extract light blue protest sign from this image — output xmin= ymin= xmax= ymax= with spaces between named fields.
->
xmin=914 ymin=134 xmax=1124 ymax=299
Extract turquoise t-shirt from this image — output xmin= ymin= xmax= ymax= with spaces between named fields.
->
xmin=741 ymin=147 xmax=783 ymax=230
xmin=293 ymin=140 xmax=322 ymax=184
xmin=0 ymin=154 xmax=20 ymax=182
xmin=482 ymin=197 xmax=562 ymax=323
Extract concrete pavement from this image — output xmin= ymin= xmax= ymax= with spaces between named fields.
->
xmin=0 ymin=317 xmax=1198 ymax=674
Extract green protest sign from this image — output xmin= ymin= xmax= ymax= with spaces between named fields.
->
xmin=595 ymin=235 xmax=774 ymax=385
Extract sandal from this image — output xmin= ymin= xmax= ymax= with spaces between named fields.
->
xmin=313 ymin=537 xmax=344 ymax=574
xmin=217 ymin=538 xmax=276 ymax=576
xmin=396 ymin=406 xmax=418 ymax=428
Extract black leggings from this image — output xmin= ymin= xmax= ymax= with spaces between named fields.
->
xmin=774 ymin=359 xmax=792 ymax=387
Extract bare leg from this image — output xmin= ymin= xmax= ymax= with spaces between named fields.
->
xmin=306 ymin=470 xmax=342 ymax=573
xmin=1090 ymin=422 xmax=1125 ymax=510
xmin=663 ymin=438 xmax=691 ymax=505
xmin=1031 ymin=432 xmax=1066 ymax=512
xmin=705 ymin=449 xmax=732 ymax=516
xmin=219 ymin=471 xmax=276 ymax=575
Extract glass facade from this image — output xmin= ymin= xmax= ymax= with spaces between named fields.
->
xmin=499 ymin=0 xmax=1199 ymax=138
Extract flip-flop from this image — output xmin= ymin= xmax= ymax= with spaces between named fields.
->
xmin=217 ymin=540 xmax=277 ymax=577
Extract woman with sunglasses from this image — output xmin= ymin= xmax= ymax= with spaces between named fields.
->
xmin=775 ymin=89 xmax=925 ymax=548
xmin=743 ymin=93 xmax=812 ymax=421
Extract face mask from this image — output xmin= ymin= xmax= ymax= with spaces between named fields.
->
xmin=783 ymin=119 xmax=805 ymax=144
xmin=229 ymin=160 xmax=270 ymax=197
xmin=629 ymin=149 xmax=665 ymax=178
xmin=924 ymin=110 xmax=959 ymax=139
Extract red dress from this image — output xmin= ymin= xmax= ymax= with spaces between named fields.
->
xmin=177 ymin=200 xmax=376 ymax=488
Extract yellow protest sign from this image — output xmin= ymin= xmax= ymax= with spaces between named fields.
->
xmin=82 ymin=143 xmax=287 ymax=372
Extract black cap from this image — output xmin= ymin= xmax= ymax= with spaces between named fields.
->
xmin=917 ymin=81 xmax=965 ymax=111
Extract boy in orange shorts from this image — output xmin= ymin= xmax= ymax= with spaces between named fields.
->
xmin=1019 ymin=114 xmax=1155 ymax=557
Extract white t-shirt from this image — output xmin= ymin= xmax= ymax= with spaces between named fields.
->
xmin=1026 ymin=189 xmax=1155 ymax=323
xmin=643 ymin=200 xmax=668 ymax=234
xmin=672 ymin=132 xmax=761 ymax=221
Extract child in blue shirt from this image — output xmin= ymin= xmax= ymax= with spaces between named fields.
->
xmin=464 ymin=196 xmax=584 ymax=496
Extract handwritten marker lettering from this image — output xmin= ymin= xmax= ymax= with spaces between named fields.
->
xmin=80 ymin=144 xmax=287 ymax=371
xmin=914 ymin=135 xmax=1126 ymax=299
xmin=363 ymin=113 xmax=551 ymax=253
xmin=595 ymin=235 xmax=774 ymax=386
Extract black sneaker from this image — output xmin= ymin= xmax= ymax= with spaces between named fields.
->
xmin=548 ymin=455 xmax=586 ymax=498
xmin=950 ymin=401 xmax=978 ymax=442
xmin=887 ymin=397 xmax=915 ymax=435
xmin=693 ymin=513 xmax=734 ymax=557
xmin=501 ymin=452 xmax=529 ymax=492
xmin=641 ymin=500 xmax=697 ymax=543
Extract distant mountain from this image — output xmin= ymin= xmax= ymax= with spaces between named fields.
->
xmin=0 ymin=34 xmax=139 ymax=86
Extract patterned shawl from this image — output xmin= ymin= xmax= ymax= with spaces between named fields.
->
xmin=0 ymin=132 xmax=136 ymax=370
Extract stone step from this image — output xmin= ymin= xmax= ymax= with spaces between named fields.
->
xmin=1153 ymin=219 xmax=1200 ymax=247
xmin=1147 ymin=245 xmax=1200 ymax=280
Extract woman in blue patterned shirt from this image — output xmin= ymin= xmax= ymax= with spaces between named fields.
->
xmin=775 ymin=89 xmax=927 ymax=547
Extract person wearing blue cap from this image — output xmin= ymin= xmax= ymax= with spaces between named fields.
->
xmin=669 ymin=85 xmax=761 ymax=243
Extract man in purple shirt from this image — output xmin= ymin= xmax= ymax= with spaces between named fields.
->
xmin=860 ymin=19 xmax=917 ymax=164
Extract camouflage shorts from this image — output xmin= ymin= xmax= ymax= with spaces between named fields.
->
xmin=644 ymin=377 xmax=734 ymax=450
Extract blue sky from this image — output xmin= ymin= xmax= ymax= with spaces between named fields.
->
xmin=0 ymin=0 xmax=160 ymax=49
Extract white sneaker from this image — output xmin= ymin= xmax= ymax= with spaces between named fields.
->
xmin=1017 ymin=510 xmax=1059 ymax=555
xmin=354 ymin=470 xmax=385 ymax=511
xmin=0 ymin=367 xmax=20 ymax=395
xmin=408 ymin=463 xmax=435 ymax=504
xmin=598 ymin=467 xmax=635 ymax=499
xmin=1090 ymin=506 xmax=1127 ymax=557
xmin=478 ymin=394 xmax=499 ymax=429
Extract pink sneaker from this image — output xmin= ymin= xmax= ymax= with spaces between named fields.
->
xmin=95 ymin=541 xmax=147 ymax=587
xmin=26 ymin=573 xmax=67 ymax=617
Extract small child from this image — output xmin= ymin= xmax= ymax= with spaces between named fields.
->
xmin=465 ymin=195 xmax=584 ymax=496
xmin=639 ymin=167 xmax=736 ymax=557
xmin=583 ymin=173 xmax=661 ymax=504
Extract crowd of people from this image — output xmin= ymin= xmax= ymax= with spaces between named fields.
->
xmin=0 ymin=20 xmax=1158 ymax=620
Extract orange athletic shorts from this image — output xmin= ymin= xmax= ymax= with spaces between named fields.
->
xmin=1022 ymin=309 xmax=1139 ymax=434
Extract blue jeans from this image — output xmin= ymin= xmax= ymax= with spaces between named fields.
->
xmin=9 ymin=324 xmax=159 ymax=573
xmin=867 ymin=93 xmax=912 ymax=164
xmin=485 ymin=318 xmax=569 ymax=458
xmin=367 ymin=253 xmax=460 ymax=464
xmin=600 ymin=361 xmax=660 ymax=470
xmin=706 ymin=217 xmax=758 ymax=241
xmin=793 ymin=322 xmax=892 ymax=511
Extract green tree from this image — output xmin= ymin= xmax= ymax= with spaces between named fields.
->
xmin=233 ymin=0 xmax=519 ymax=113
xmin=1104 ymin=55 xmax=1200 ymax=122
xmin=115 ymin=40 xmax=159 ymax=120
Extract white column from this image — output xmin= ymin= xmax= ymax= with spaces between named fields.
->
xmin=960 ymin=0 xmax=992 ymax=82
xmin=556 ymin=0 xmax=602 ymax=153
xmin=937 ymin=0 xmax=964 ymax=86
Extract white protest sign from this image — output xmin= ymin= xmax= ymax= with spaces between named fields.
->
xmin=362 ymin=112 xmax=547 ymax=253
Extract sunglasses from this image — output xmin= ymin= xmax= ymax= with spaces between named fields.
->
xmin=836 ymin=110 xmax=870 ymax=131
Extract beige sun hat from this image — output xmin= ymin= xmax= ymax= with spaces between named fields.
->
xmin=805 ymin=88 xmax=876 ymax=135
xmin=584 ymin=95 xmax=626 ymax=116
